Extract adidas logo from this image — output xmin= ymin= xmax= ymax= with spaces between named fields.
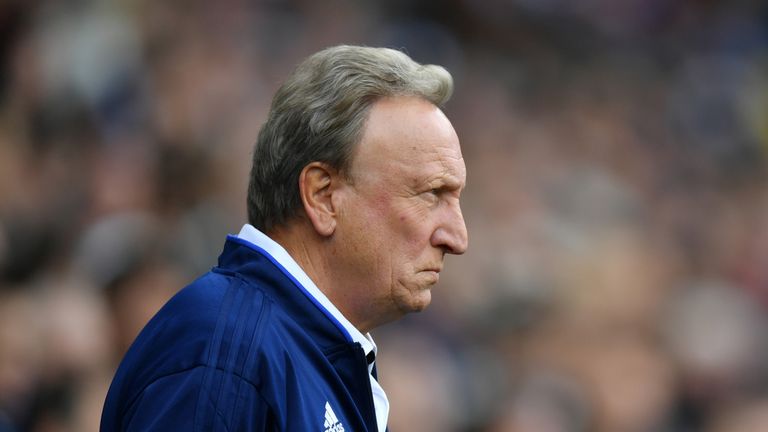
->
xmin=323 ymin=401 xmax=345 ymax=432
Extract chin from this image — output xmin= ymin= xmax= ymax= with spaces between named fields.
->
xmin=398 ymin=288 xmax=432 ymax=313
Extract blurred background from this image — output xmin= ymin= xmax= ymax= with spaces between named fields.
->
xmin=1 ymin=0 xmax=767 ymax=431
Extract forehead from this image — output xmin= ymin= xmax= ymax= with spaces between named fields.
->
xmin=353 ymin=96 xmax=465 ymax=187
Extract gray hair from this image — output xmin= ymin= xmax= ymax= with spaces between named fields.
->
xmin=247 ymin=45 xmax=454 ymax=232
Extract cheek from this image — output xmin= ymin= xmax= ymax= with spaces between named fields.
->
xmin=365 ymin=194 xmax=430 ymax=254
xmin=394 ymin=213 xmax=435 ymax=261
xmin=396 ymin=205 xmax=433 ymax=236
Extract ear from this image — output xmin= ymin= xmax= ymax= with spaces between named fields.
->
xmin=299 ymin=162 xmax=341 ymax=237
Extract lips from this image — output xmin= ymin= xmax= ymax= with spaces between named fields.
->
xmin=422 ymin=267 xmax=442 ymax=275
xmin=422 ymin=261 xmax=443 ymax=273
xmin=421 ymin=269 xmax=441 ymax=284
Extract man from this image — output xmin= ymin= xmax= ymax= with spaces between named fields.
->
xmin=101 ymin=45 xmax=468 ymax=431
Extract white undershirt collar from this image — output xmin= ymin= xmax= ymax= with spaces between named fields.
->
xmin=236 ymin=224 xmax=389 ymax=431
xmin=236 ymin=224 xmax=377 ymax=358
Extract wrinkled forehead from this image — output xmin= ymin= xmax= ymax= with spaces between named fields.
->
xmin=352 ymin=96 xmax=465 ymax=183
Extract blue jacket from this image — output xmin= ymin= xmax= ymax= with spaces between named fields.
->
xmin=101 ymin=236 xmax=379 ymax=431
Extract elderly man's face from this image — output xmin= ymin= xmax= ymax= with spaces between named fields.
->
xmin=334 ymin=96 xmax=468 ymax=323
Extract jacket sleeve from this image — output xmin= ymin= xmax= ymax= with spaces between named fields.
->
xmin=122 ymin=366 xmax=276 ymax=431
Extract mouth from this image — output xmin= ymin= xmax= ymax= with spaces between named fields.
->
xmin=421 ymin=269 xmax=441 ymax=283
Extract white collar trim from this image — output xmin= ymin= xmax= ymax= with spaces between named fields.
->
xmin=236 ymin=224 xmax=376 ymax=358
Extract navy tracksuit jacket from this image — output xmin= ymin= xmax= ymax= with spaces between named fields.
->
xmin=101 ymin=236 xmax=380 ymax=431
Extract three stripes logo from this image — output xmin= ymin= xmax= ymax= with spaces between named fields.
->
xmin=323 ymin=401 xmax=345 ymax=432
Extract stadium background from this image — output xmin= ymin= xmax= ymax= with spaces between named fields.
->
xmin=1 ymin=0 xmax=768 ymax=430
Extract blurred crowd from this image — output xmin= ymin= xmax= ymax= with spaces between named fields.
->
xmin=1 ymin=0 xmax=767 ymax=431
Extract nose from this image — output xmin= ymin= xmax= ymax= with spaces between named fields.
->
xmin=430 ymin=201 xmax=468 ymax=255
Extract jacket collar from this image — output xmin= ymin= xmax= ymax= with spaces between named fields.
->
xmin=216 ymin=226 xmax=376 ymax=358
xmin=216 ymin=228 xmax=385 ymax=431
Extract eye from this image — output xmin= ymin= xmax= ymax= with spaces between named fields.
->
xmin=421 ymin=188 xmax=441 ymax=204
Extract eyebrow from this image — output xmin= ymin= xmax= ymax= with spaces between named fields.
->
xmin=430 ymin=174 xmax=465 ymax=193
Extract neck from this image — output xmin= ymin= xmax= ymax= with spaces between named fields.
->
xmin=268 ymin=223 xmax=379 ymax=333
